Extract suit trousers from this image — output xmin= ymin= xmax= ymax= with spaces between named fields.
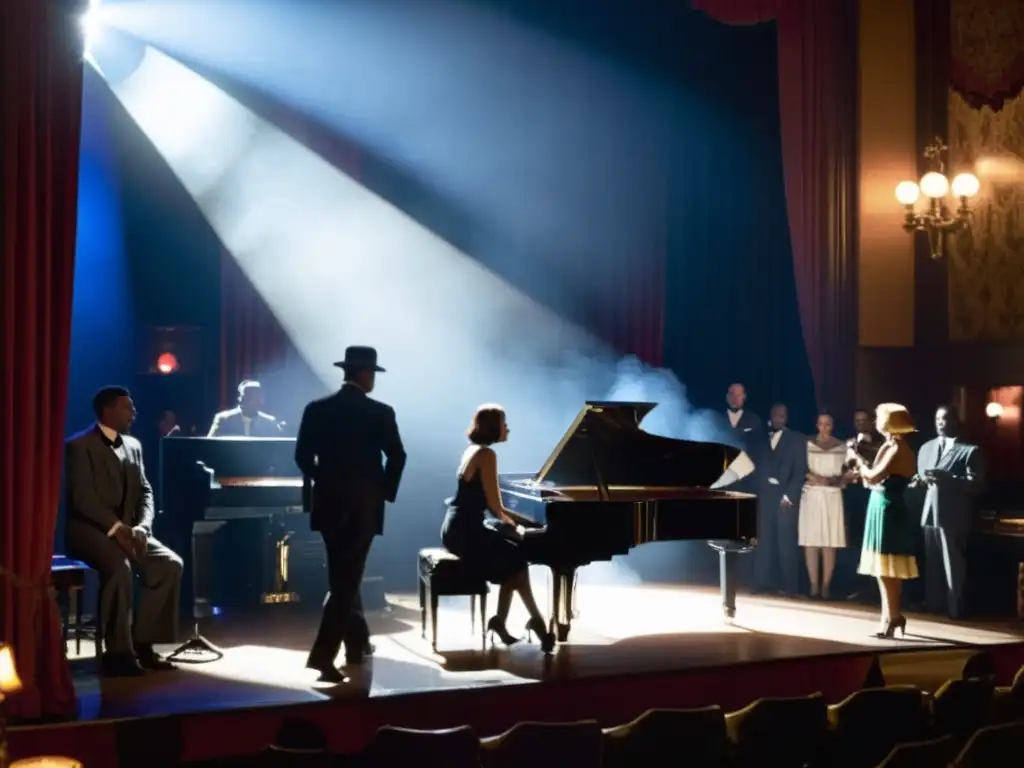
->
xmin=307 ymin=519 xmax=375 ymax=669
xmin=922 ymin=524 xmax=967 ymax=618
xmin=753 ymin=489 xmax=800 ymax=595
xmin=66 ymin=519 xmax=183 ymax=655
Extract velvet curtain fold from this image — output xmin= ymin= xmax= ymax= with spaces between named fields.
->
xmin=0 ymin=0 xmax=85 ymax=719
xmin=692 ymin=0 xmax=860 ymax=418
xmin=219 ymin=250 xmax=296 ymax=409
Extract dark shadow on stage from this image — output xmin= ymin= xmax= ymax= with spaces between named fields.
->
xmin=439 ymin=630 xmax=874 ymax=681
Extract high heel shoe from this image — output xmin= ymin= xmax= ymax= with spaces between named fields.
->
xmin=873 ymin=615 xmax=907 ymax=639
xmin=486 ymin=617 xmax=521 ymax=647
xmin=525 ymin=617 xmax=556 ymax=654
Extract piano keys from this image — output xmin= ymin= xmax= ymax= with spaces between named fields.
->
xmin=499 ymin=401 xmax=757 ymax=643
xmin=158 ymin=436 xmax=309 ymax=616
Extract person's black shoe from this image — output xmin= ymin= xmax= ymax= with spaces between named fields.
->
xmin=136 ymin=646 xmax=176 ymax=671
xmin=312 ymin=666 xmax=347 ymax=684
xmin=101 ymin=651 xmax=146 ymax=677
xmin=346 ymin=641 xmax=375 ymax=665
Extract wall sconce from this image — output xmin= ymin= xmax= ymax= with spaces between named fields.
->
xmin=986 ymin=402 xmax=1004 ymax=419
xmin=0 ymin=644 xmax=25 ymax=768
xmin=895 ymin=137 xmax=979 ymax=259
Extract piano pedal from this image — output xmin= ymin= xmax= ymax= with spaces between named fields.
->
xmin=261 ymin=591 xmax=301 ymax=604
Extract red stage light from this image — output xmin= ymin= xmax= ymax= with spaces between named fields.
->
xmin=156 ymin=352 xmax=178 ymax=374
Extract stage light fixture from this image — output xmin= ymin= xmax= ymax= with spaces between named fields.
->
xmin=156 ymin=352 xmax=179 ymax=374
xmin=895 ymin=137 xmax=979 ymax=260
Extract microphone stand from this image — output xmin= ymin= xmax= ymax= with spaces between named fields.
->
xmin=167 ymin=527 xmax=223 ymax=664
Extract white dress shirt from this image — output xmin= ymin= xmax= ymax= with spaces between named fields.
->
xmin=770 ymin=430 xmax=782 ymax=451
xmin=728 ymin=409 xmax=743 ymax=428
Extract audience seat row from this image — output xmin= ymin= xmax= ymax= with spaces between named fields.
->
xmin=179 ymin=662 xmax=1024 ymax=768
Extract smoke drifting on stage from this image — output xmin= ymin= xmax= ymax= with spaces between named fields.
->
xmin=95 ymin=41 xmax=735 ymax=589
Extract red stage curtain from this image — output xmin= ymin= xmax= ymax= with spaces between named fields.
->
xmin=692 ymin=0 xmax=859 ymax=416
xmin=219 ymin=250 xmax=296 ymax=409
xmin=0 ymin=0 xmax=85 ymax=719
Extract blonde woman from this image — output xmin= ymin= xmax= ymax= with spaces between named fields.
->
xmin=799 ymin=412 xmax=848 ymax=599
xmin=846 ymin=403 xmax=919 ymax=638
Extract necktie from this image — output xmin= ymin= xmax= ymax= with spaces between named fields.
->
xmin=936 ymin=439 xmax=944 ymax=464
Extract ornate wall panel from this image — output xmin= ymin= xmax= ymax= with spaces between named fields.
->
xmin=947 ymin=0 xmax=1024 ymax=342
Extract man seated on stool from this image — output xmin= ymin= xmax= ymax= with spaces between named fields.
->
xmin=65 ymin=386 xmax=183 ymax=676
xmin=208 ymin=379 xmax=281 ymax=437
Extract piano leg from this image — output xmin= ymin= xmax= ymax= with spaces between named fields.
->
xmin=719 ymin=548 xmax=738 ymax=619
xmin=549 ymin=567 xmax=575 ymax=643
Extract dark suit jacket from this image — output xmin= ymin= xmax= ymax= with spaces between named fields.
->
xmin=208 ymin=407 xmax=280 ymax=437
xmin=294 ymin=384 xmax=407 ymax=536
xmin=725 ymin=409 xmax=765 ymax=457
xmin=918 ymin=437 xmax=985 ymax=536
xmin=758 ymin=428 xmax=807 ymax=505
xmin=65 ymin=425 xmax=155 ymax=535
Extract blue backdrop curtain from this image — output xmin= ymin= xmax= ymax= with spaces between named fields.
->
xmin=661 ymin=11 xmax=817 ymax=426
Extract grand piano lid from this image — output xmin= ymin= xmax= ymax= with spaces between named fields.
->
xmin=532 ymin=401 xmax=739 ymax=491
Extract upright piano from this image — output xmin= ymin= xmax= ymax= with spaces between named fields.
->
xmin=499 ymin=401 xmax=757 ymax=642
xmin=159 ymin=437 xmax=307 ymax=616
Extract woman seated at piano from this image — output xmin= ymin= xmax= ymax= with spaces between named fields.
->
xmin=440 ymin=404 xmax=555 ymax=653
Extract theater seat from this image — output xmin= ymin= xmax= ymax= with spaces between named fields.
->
xmin=827 ymin=685 xmax=927 ymax=768
xmin=952 ymin=719 xmax=1024 ymax=767
xmin=931 ymin=677 xmax=995 ymax=741
xmin=874 ymin=734 xmax=956 ymax=768
xmin=991 ymin=664 xmax=1024 ymax=723
xmin=602 ymin=706 xmax=727 ymax=767
xmin=480 ymin=720 xmax=602 ymax=768
xmin=369 ymin=724 xmax=480 ymax=767
xmin=725 ymin=692 xmax=828 ymax=767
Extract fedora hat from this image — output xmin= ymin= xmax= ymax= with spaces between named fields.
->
xmin=333 ymin=346 xmax=385 ymax=372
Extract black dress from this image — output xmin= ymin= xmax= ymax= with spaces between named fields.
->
xmin=440 ymin=472 xmax=527 ymax=584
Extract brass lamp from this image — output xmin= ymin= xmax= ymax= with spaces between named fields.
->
xmin=895 ymin=137 xmax=979 ymax=259
xmin=0 ymin=644 xmax=25 ymax=768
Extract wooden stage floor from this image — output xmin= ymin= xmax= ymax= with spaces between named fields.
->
xmin=63 ymin=578 xmax=1024 ymax=723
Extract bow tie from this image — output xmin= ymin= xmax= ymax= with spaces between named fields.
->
xmin=770 ymin=427 xmax=783 ymax=435
xmin=102 ymin=434 xmax=124 ymax=449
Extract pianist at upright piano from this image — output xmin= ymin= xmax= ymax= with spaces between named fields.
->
xmin=441 ymin=404 xmax=556 ymax=653
xmin=208 ymin=379 xmax=282 ymax=437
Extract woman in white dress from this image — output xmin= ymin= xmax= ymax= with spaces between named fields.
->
xmin=799 ymin=413 xmax=849 ymax=599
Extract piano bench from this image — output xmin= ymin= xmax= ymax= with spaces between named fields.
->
xmin=52 ymin=556 xmax=92 ymax=658
xmin=417 ymin=548 xmax=489 ymax=653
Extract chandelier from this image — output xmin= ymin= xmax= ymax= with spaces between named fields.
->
xmin=894 ymin=138 xmax=979 ymax=260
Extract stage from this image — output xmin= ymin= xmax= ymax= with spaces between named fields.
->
xmin=10 ymin=581 xmax=1024 ymax=765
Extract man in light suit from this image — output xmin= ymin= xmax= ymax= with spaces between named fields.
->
xmin=753 ymin=403 xmax=806 ymax=596
xmin=65 ymin=386 xmax=183 ymax=676
xmin=295 ymin=347 xmax=406 ymax=683
xmin=208 ymin=379 xmax=281 ymax=437
xmin=915 ymin=405 xmax=985 ymax=619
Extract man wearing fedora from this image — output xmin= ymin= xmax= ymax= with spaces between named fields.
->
xmin=295 ymin=346 xmax=407 ymax=682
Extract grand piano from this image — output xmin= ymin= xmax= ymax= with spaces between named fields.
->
xmin=159 ymin=436 xmax=307 ymax=617
xmin=499 ymin=401 xmax=757 ymax=643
